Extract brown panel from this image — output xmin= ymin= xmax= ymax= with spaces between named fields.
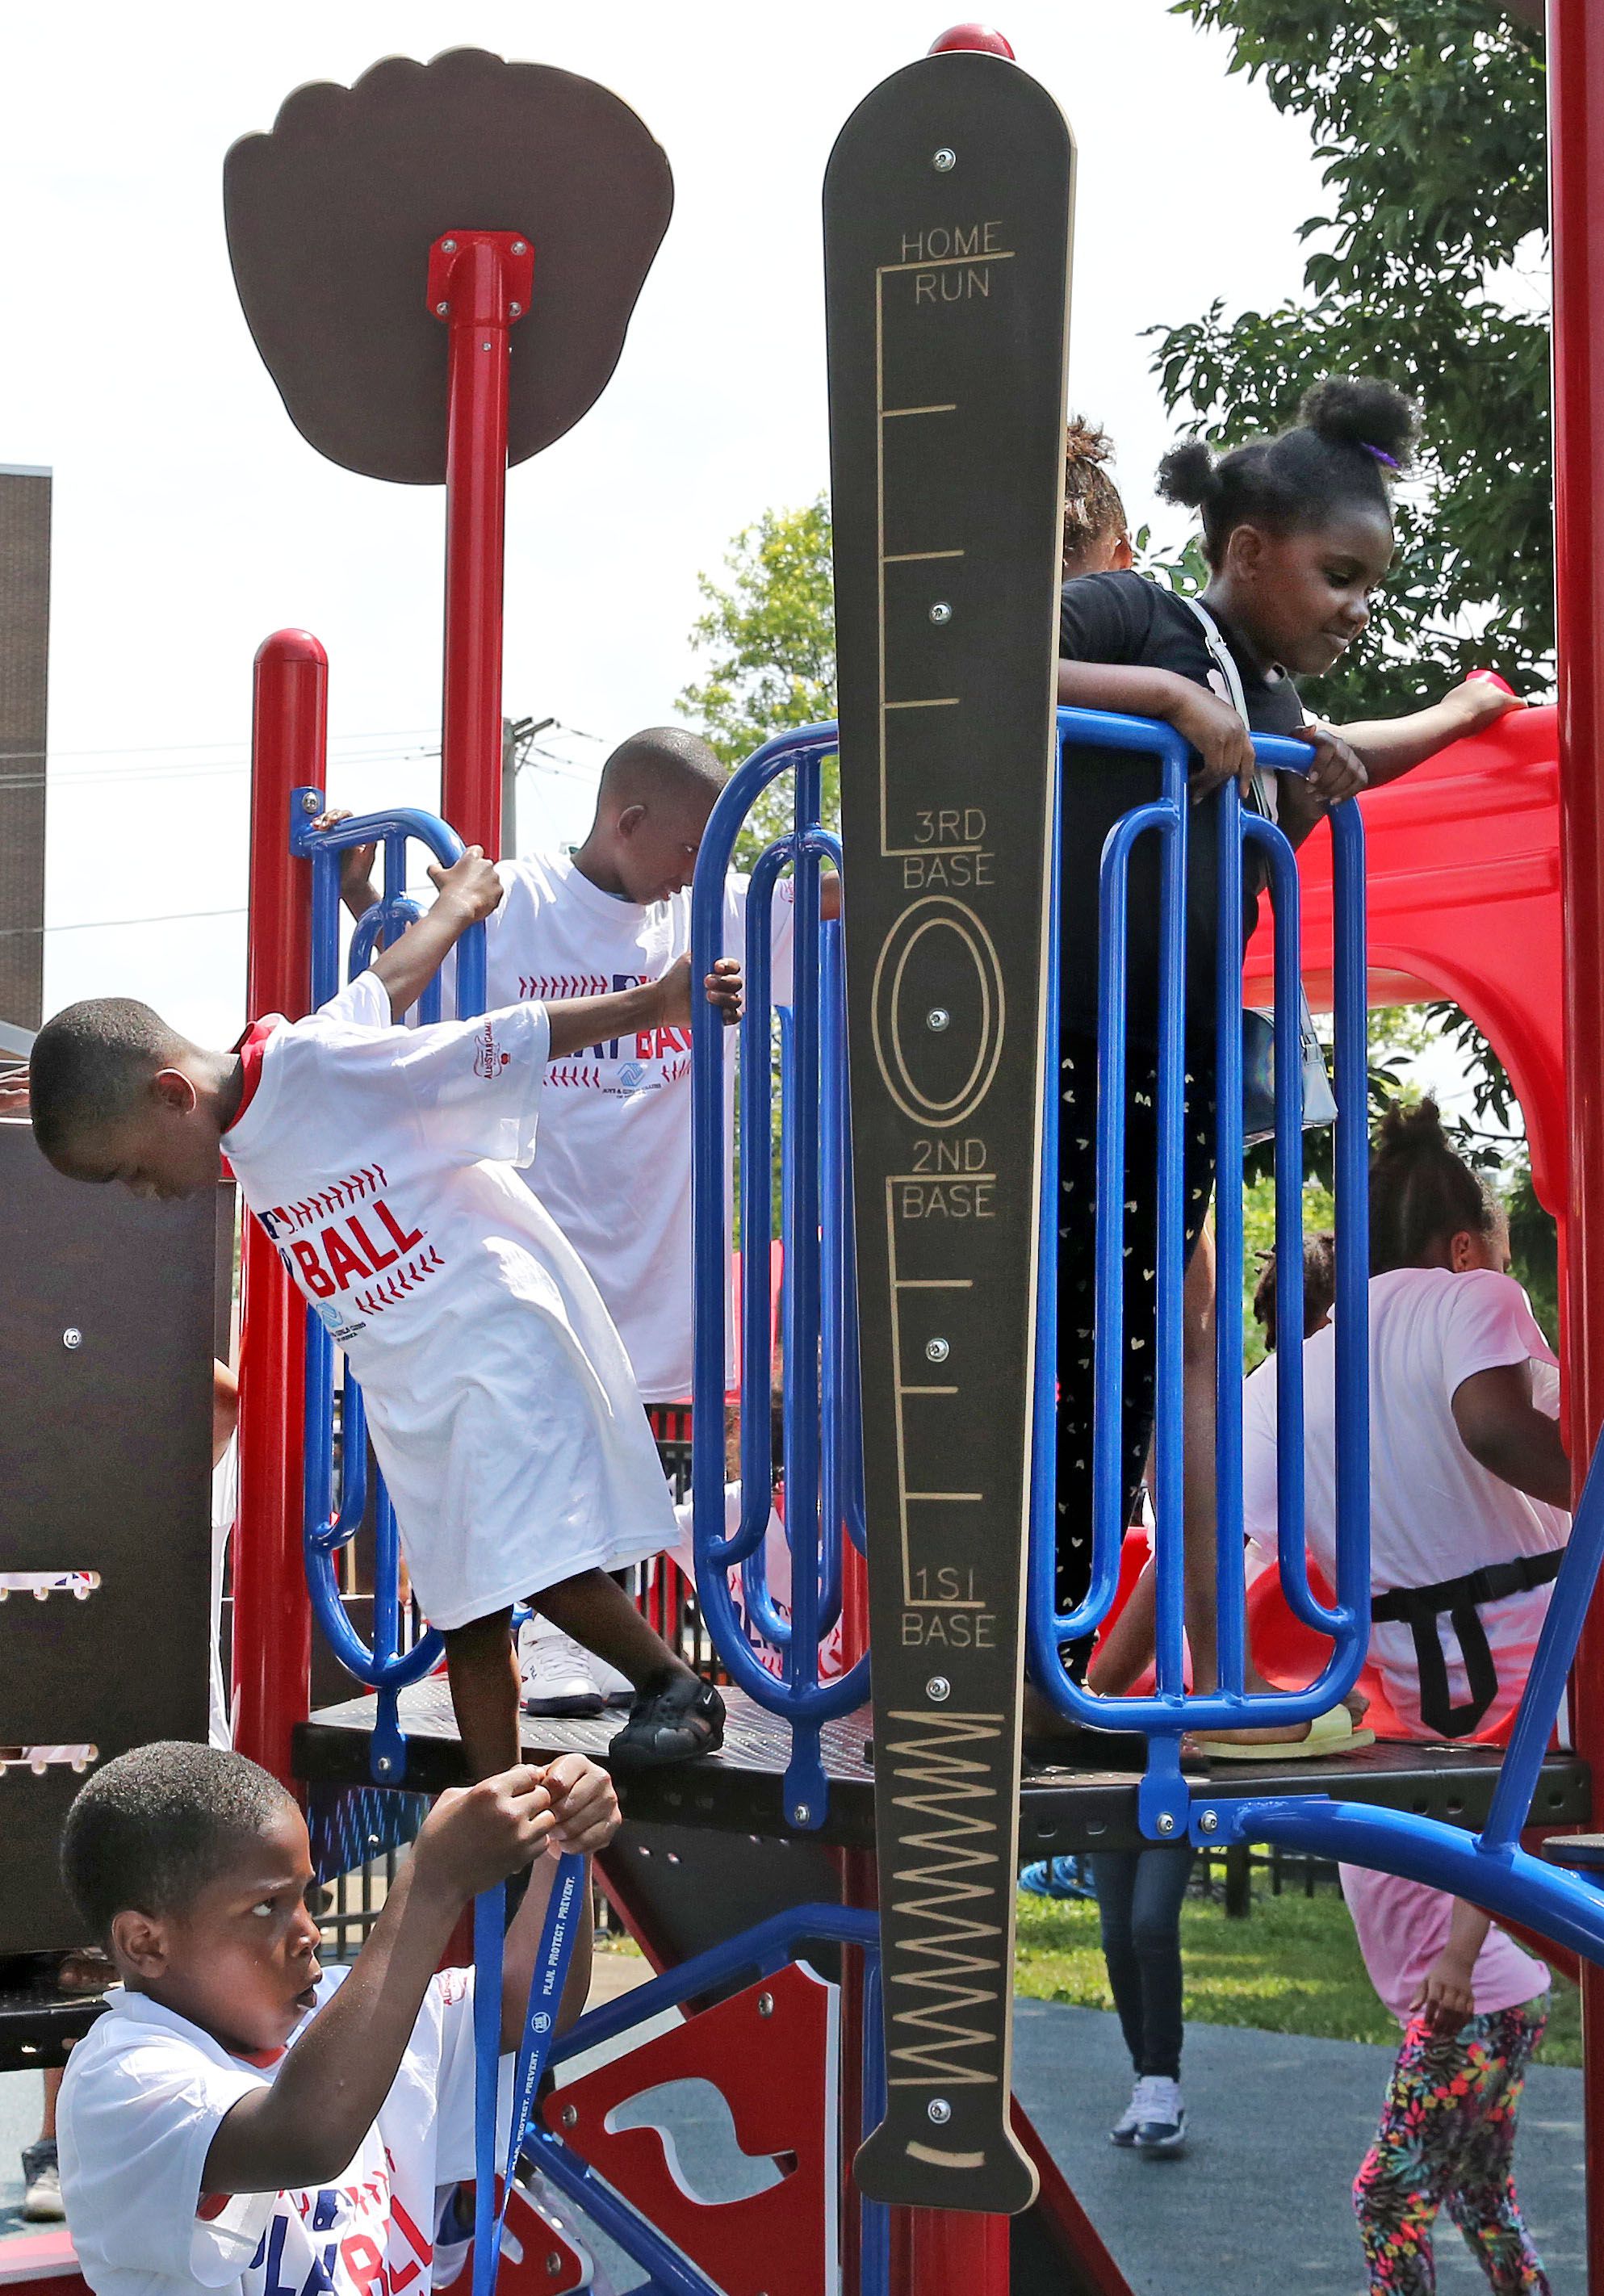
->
xmin=827 ymin=48 xmax=1071 ymax=2215
xmin=0 ymin=1121 xmax=215 ymax=1952
xmin=0 ymin=469 xmax=49 ymax=1033
xmin=223 ymin=48 xmax=672 ymax=484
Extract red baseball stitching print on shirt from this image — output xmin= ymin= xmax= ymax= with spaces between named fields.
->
xmin=354 ymin=1246 xmax=446 ymax=1318
xmin=262 ymin=1168 xmax=387 ymax=1240
xmin=517 ymin=974 xmax=608 ymax=1001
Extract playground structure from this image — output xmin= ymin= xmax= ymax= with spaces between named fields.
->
xmin=8 ymin=15 xmax=1604 ymax=2296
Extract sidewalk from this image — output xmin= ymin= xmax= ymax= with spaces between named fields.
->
xmin=1012 ymin=2000 xmax=1585 ymax=2294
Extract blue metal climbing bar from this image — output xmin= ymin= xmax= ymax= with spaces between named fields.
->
xmin=689 ymin=724 xmax=870 ymax=1830
xmin=1024 ymin=712 xmax=1372 ymax=1776
xmin=291 ymin=798 xmax=488 ymax=1782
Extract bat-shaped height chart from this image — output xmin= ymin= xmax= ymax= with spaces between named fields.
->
xmin=825 ymin=46 xmax=1073 ymax=2215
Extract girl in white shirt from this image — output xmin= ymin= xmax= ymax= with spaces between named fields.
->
xmin=1242 ymin=1102 xmax=1564 ymax=2294
xmin=1242 ymin=1100 xmax=1569 ymax=1742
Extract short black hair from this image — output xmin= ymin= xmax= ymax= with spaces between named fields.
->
xmin=597 ymin=726 xmax=726 ymax=812
xmin=61 ymin=1742 xmax=297 ymax=1941
xmin=1157 ymin=377 xmax=1418 ymax=570
xmin=29 ymin=998 xmax=186 ymax=1167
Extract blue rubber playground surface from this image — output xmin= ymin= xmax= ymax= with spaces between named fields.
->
xmin=1 ymin=1999 xmax=1582 ymax=2293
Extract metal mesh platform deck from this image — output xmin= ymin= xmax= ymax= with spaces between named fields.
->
xmin=295 ymin=1679 xmax=1591 ymax=1853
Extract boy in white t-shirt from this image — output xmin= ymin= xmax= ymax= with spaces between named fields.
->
xmin=27 ymin=853 xmax=743 ymax=1780
xmin=57 ymin=1739 xmax=618 ymax=2296
xmin=333 ymin=725 xmax=839 ymax=1713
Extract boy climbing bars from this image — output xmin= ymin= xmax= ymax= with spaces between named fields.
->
xmin=27 ymin=850 xmax=743 ymax=1781
xmin=56 ymin=1740 xmax=618 ymax=2296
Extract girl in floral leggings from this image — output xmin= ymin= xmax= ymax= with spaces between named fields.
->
xmin=1345 ymin=1867 xmax=1552 ymax=2293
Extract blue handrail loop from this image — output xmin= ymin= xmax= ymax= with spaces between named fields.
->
xmin=690 ymin=725 xmax=870 ymax=1829
xmin=289 ymin=795 xmax=488 ymax=1782
xmin=1024 ymin=713 xmax=1372 ymax=1834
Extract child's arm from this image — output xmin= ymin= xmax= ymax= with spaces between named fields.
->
xmin=500 ymin=1754 xmax=619 ymax=2046
xmin=211 ymin=1359 xmax=239 ymax=1469
xmin=201 ymin=1767 xmax=555 ymax=2193
xmin=1451 ymin=1363 xmax=1573 ymax=1509
xmin=357 ymin=859 xmax=743 ymax=1045
xmin=545 ymin=952 xmax=741 ymax=1058
xmin=1324 ymin=676 xmax=1525 ymax=790
xmin=311 ymin=811 xmax=381 ymax=922
xmin=1413 ymin=1900 xmax=1491 ymax=2034
xmin=1058 ymin=661 xmax=1255 ymax=797
xmin=1058 ymin=661 xmax=1366 ymax=807
xmin=358 ymin=851 xmax=505 ymax=1021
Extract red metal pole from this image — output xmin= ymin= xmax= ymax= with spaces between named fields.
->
xmin=231 ymin=629 xmax=323 ymax=1787
xmin=1548 ymin=4 xmax=1604 ymax=2283
xmin=907 ymin=2209 xmax=1010 ymax=2290
xmin=429 ymin=230 xmax=534 ymax=860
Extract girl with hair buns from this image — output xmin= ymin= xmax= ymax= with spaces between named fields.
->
xmin=1046 ymin=381 xmax=1524 ymax=1748
xmin=1242 ymin=1101 xmax=1564 ymax=2293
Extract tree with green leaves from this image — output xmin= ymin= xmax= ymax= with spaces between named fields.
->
xmin=1150 ymin=1 xmax=1557 ymax=1311
xmin=676 ymin=497 xmax=837 ymax=867
xmin=1151 ymin=0 xmax=1549 ymax=721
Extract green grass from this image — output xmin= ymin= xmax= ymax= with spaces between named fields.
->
xmin=1015 ymin=1883 xmax=1582 ymax=2066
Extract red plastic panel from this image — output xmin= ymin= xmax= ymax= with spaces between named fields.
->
xmin=542 ymin=1963 xmax=838 ymax=2296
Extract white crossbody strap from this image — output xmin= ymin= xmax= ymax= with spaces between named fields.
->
xmin=1183 ymin=594 xmax=1276 ymax=819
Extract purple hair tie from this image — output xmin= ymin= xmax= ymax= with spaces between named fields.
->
xmin=1361 ymin=441 xmax=1400 ymax=470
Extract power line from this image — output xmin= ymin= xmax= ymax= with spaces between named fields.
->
xmin=0 ymin=715 xmax=602 ymax=793
xmin=0 ymin=725 xmax=442 ymax=764
xmin=0 ymin=903 xmax=248 ymax=939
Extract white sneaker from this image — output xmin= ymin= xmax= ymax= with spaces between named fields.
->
xmin=520 ymin=1624 xmax=604 ymax=1718
xmin=1130 ymin=2076 xmax=1187 ymax=2158
xmin=588 ymin=1651 xmax=634 ymax=1707
xmin=1109 ymin=2080 xmax=1145 ymax=2147
xmin=21 ymin=2141 xmax=65 ymax=2222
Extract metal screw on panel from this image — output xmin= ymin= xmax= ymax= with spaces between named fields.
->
xmin=925 ymin=1337 xmax=949 ymax=1364
xmin=1199 ymin=1809 xmax=1219 ymax=1835
xmin=928 ymin=2097 xmax=953 ymax=2124
xmin=929 ymin=601 xmax=953 ymax=625
xmin=560 ymin=2104 xmax=578 ymax=2129
xmin=509 ymin=301 xmax=523 ymax=316
xmin=435 ymin=300 xmax=450 ymax=316
xmin=927 ymin=1007 xmax=950 ymax=1032
xmin=481 ymin=339 xmax=494 ymax=351
xmin=932 ymin=147 xmax=957 ymax=171
xmin=1156 ymin=1812 xmax=1175 ymax=1835
xmin=927 ymin=1675 xmax=951 ymax=1703
xmin=442 ymin=237 xmax=458 ymax=253
xmin=375 ymin=1755 xmax=393 ymax=1777
xmin=545 ymin=2256 xmax=563 ymax=2277
xmin=794 ymin=1803 xmax=811 ymax=1825
xmin=757 ymin=1992 xmax=774 ymax=2017
xmin=300 ymin=790 xmax=321 ymax=815
xmin=62 ymin=1328 xmax=82 ymax=1351
xmin=512 ymin=240 xmax=529 ymax=256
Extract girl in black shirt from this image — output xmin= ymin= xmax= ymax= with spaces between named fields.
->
xmin=1048 ymin=378 xmax=1518 ymax=1708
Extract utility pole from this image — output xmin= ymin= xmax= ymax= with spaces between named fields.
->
xmin=500 ymin=713 xmax=554 ymax=857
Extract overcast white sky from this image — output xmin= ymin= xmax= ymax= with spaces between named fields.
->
xmin=3 ymin=0 xmax=1335 ymax=1047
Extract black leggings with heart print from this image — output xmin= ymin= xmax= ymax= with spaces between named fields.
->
xmin=1053 ymin=1029 xmax=1217 ymax=1642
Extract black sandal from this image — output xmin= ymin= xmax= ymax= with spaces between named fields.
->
xmin=608 ymin=1677 xmax=726 ymax=1766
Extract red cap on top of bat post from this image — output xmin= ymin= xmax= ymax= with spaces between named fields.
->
xmin=927 ymin=23 xmax=1016 ymax=57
